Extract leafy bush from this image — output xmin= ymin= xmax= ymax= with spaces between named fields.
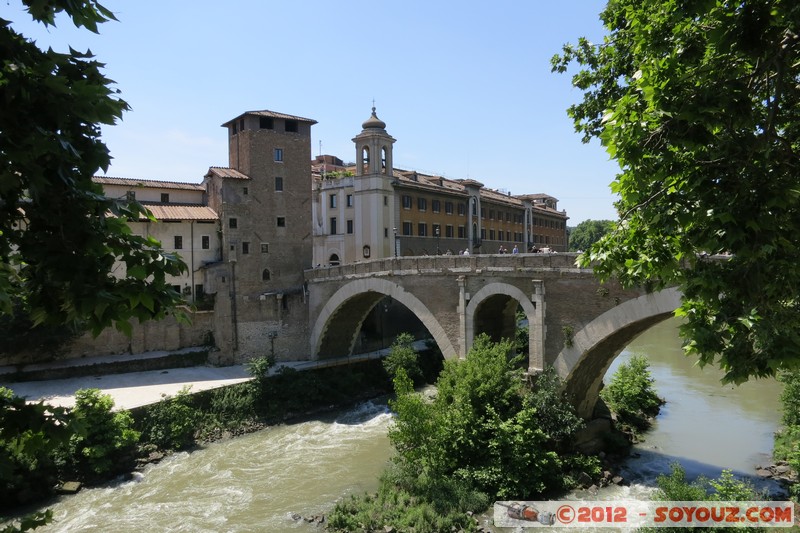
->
xmin=0 ymin=388 xmax=71 ymax=508
xmin=382 ymin=332 xmax=422 ymax=384
xmin=390 ymin=334 xmax=588 ymax=500
xmin=601 ymin=354 xmax=663 ymax=433
xmin=62 ymin=388 xmax=139 ymax=478
xmin=138 ymin=386 xmax=203 ymax=451
xmin=773 ymin=370 xmax=800 ymax=498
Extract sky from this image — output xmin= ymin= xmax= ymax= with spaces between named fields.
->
xmin=6 ymin=0 xmax=620 ymax=224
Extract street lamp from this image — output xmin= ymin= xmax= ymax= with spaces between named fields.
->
xmin=393 ymin=227 xmax=398 ymax=257
xmin=435 ymin=226 xmax=440 ymax=255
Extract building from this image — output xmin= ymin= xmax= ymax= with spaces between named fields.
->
xmin=91 ymin=106 xmax=568 ymax=363
xmin=310 ymin=107 xmax=568 ymax=266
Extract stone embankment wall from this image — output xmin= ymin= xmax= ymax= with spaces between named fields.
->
xmin=0 ymin=310 xmax=215 ymax=367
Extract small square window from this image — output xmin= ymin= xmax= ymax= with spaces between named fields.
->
xmin=346 ymin=219 xmax=354 ymax=234
xmin=285 ymin=119 xmax=298 ymax=133
xmin=417 ymin=197 xmax=427 ymax=211
xmin=274 ymin=148 xmax=284 ymax=162
xmin=174 ymin=235 xmax=183 ymax=249
xmin=261 ymin=243 xmax=269 ymax=253
xmin=161 ymin=193 xmax=170 ymax=203
xmin=260 ymin=117 xmax=274 ymax=129
xmin=242 ymin=242 xmax=249 ymax=254
xmin=277 ymin=217 xmax=286 ymax=227
xmin=275 ymin=177 xmax=283 ymax=191
xmin=432 ymin=200 xmax=441 ymax=213
xmin=229 ymin=218 xmax=238 ymax=229
xmin=402 ymin=195 xmax=412 ymax=209
xmin=201 ymin=235 xmax=210 ymax=250
xmin=243 ymin=187 xmax=248 ymax=195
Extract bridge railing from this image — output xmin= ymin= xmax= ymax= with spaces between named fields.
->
xmin=304 ymin=252 xmax=586 ymax=281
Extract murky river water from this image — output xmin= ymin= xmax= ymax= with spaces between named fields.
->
xmin=24 ymin=317 xmax=784 ymax=532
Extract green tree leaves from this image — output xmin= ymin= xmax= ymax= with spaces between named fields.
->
xmin=569 ymin=219 xmax=616 ymax=251
xmin=554 ymin=0 xmax=800 ymax=383
xmin=0 ymin=1 xmax=188 ymax=342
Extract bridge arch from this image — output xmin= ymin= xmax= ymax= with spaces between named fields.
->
xmin=310 ymin=277 xmax=457 ymax=360
xmin=553 ymin=287 xmax=682 ymax=418
xmin=465 ymin=282 xmax=539 ymax=367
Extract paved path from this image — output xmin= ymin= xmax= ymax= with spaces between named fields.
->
xmin=0 ymin=345 xmax=405 ymax=411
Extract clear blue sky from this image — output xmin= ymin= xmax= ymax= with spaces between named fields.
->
xmin=6 ymin=0 xmax=619 ymax=224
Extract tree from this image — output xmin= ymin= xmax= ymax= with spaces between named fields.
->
xmin=1 ymin=0 xmax=187 ymax=339
xmin=568 ymin=219 xmax=615 ymax=251
xmin=389 ymin=335 xmax=587 ymax=499
xmin=552 ymin=0 xmax=800 ymax=383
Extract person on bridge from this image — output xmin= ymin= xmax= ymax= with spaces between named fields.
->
xmin=512 ymin=245 xmax=519 ymax=254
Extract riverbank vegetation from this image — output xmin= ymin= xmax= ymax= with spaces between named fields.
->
xmin=601 ymin=354 xmax=664 ymax=438
xmin=328 ymin=334 xmax=601 ymax=532
xmin=772 ymin=370 xmax=800 ymax=498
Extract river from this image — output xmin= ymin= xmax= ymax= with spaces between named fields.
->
xmin=22 ymin=317 xmax=783 ymax=532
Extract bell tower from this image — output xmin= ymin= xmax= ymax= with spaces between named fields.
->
xmin=353 ymin=107 xmax=395 ymax=177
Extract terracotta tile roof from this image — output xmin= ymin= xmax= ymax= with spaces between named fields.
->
xmin=222 ymin=110 xmax=317 ymax=127
xmin=142 ymin=204 xmax=218 ymax=222
xmin=93 ymin=176 xmax=204 ymax=191
xmin=205 ymin=167 xmax=250 ymax=180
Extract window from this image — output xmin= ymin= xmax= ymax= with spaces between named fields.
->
xmin=481 ymin=228 xmax=486 ymax=239
xmin=432 ymin=199 xmax=441 ymax=213
xmin=402 ymin=221 xmax=413 ymax=236
xmin=242 ymin=242 xmax=249 ymax=254
xmin=402 ymin=195 xmax=412 ymax=209
xmin=284 ymin=119 xmax=298 ymax=132
xmin=489 ymin=209 xmax=495 ymax=220
xmin=458 ymin=225 xmax=465 ymax=238
xmin=195 ymin=284 xmax=204 ymax=299
xmin=330 ymin=217 xmax=337 ymax=234
xmin=458 ymin=203 xmax=466 ymax=216
xmin=276 ymin=217 xmax=286 ymax=227
xmin=201 ymin=235 xmax=210 ymax=250
xmin=262 ymin=269 xmax=271 ymax=281
xmin=259 ymin=117 xmax=274 ymax=129
xmin=274 ymin=148 xmax=283 ymax=162
xmin=346 ymin=219 xmax=354 ymax=234
xmin=161 ymin=193 xmax=170 ymax=203
xmin=174 ymin=236 xmax=183 ymax=249
xmin=384 ymin=227 xmax=389 ymax=238
xmin=433 ymin=224 xmax=441 ymax=236
xmin=384 ymin=195 xmax=388 ymax=206
xmin=489 ymin=230 xmax=496 ymax=240
xmin=231 ymin=123 xmax=237 ymax=135
xmin=346 ymin=194 xmax=353 ymax=207
xmin=418 ymin=223 xmax=427 ymax=236
xmin=275 ymin=176 xmax=283 ymax=191
xmin=417 ymin=197 xmax=427 ymax=211
xmin=261 ymin=243 xmax=269 ymax=253
xmin=229 ymin=217 xmax=238 ymax=229
xmin=480 ymin=208 xmax=485 ymax=219
xmin=239 ymin=119 xmax=245 ymax=131
xmin=445 ymin=201 xmax=454 ymax=215
xmin=242 ymin=186 xmax=248 ymax=195
xmin=445 ymin=225 xmax=454 ymax=238
xmin=329 ymin=194 xmax=337 ymax=208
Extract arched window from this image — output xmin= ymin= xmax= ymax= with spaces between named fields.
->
xmin=262 ymin=269 xmax=271 ymax=281
xmin=329 ymin=253 xmax=340 ymax=266
xmin=381 ymin=146 xmax=388 ymax=174
xmin=361 ymin=146 xmax=370 ymax=174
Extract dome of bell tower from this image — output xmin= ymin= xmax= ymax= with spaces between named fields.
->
xmin=362 ymin=106 xmax=386 ymax=130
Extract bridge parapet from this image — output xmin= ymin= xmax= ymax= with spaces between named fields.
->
xmin=304 ymin=253 xmax=589 ymax=282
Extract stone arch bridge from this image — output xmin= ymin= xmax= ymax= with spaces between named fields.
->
xmin=304 ymin=254 xmax=681 ymax=417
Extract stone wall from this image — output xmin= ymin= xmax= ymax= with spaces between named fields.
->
xmin=0 ymin=310 xmax=215 ymax=367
